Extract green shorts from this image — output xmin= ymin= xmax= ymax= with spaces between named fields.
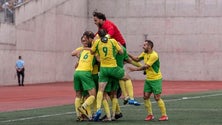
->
xmin=99 ymin=67 xmax=124 ymax=83
xmin=73 ymin=71 xmax=95 ymax=91
xmin=105 ymin=78 xmax=119 ymax=92
xmin=144 ymin=79 xmax=162 ymax=95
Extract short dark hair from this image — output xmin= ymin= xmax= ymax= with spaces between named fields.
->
xmin=145 ymin=40 xmax=154 ymax=48
xmin=93 ymin=11 xmax=106 ymax=20
xmin=18 ymin=56 xmax=22 ymax=59
xmin=80 ymin=35 xmax=84 ymax=41
xmin=83 ymin=31 xmax=95 ymax=39
xmin=98 ymin=29 xmax=107 ymax=37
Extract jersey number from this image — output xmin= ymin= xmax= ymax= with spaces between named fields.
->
xmin=103 ymin=47 xmax=108 ymax=56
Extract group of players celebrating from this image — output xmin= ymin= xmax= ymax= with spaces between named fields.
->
xmin=71 ymin=11 xmax=168 ymax=122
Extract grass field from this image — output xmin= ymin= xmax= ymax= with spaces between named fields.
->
xmin=0 ymin=90 xmax=222 ymax=125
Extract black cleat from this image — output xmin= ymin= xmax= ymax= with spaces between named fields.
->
xmin=115 ymin=113 xmax=123 ymax=120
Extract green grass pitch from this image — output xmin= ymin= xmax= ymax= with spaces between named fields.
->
xmin=1 ymin=90 xmax=222 ymax=125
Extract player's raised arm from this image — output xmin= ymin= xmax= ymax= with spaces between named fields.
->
xmin=128 ymin=64 xmax=149 ymax=72
xmin=71 ymin=49 xmax=81 ymax=57
xmin=125 ymin=58 xmax=143 ymax=67
xmin=128 ymin=53 xmax=141 ymax=62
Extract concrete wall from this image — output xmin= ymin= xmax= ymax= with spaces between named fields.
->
xmin=1 ymin=0 xmax=222 ymax=85
xmin=0 ymin=23 xmax=17 ymax=85
xmin=0 ymin=0 xmax=88 ymax=85
xmin=88 ymin=0 xmax=222 ymax=81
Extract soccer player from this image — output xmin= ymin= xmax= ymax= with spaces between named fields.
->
xmin=71 ymin=35 xmax=96 ymax=121
xmin=82 ymin=31 xmax=99 ymax=115
xmin=93 ymin=11 xmax=143 ymax=99
xmin=93 ymin=11 xmax=126 ymax=47
xmin=128 ymin=40 xmax=168 ymax=121
xmin=99 ymin=46 xmax=142 ymax=121
xmin=117 ymin=46 xmax=141 ymax=106
xmin=84 ymin=29 xmax=131 ymax=121
xmin=83 ymin=31 xmax=114 ymax=122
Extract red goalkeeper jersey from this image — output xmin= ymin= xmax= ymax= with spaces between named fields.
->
xmin=99 ymin=20 xmax=126 ymax=45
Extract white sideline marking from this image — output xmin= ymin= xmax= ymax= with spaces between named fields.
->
xmin=0 ymin=112 xmax=74 ymax=123
xmin=1 ymin=93 xmax=222 ymax=123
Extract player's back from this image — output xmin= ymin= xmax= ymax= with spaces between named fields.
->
xmin=92 ymin=38 xmax=120 ymax=67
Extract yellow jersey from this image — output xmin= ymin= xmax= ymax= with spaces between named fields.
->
xmin=139 ymin=51 xmax=162 ymax=80
xmin=75 ymin=47 xmax=95 ymax=71
xmin=91 ymin=38 xmax=121 ymax=67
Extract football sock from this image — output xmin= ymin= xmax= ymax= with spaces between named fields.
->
xmin=92 ymin=97 xmax=97 ymax=113
xmin=96 ymin=91 xmax=103 ymax=110
xmin=157 ymin=99 xmax=167 ymax=116
xmin=74 ymin=97 xmax=81 ymax=117
xmin=112 ymin=97 xmax=118 ymax=115
xmin=119 ymin=80 xmax=128 ymax=97
xmin=126 ymin=80 xmax=134 ymax=100
xmin=86 ymin=105 xmax=92 ymax=118
xmin=103 ymin=99 xmax=111 ymax=118
xmin=144 ymin=99 xmax=153 ymax=115
xmin=82 ymin=95 xmax=95 ymax=109
xmin=116 ymin=100 xmax=121 ymax=114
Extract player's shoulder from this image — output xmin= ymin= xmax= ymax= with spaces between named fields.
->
xmin=140 ymin=52 xmax=146 ymax=56
xmin=104 ymin=20 xmax=113 ymax=25
xmin=109 ymin=38 xmax=118 ymax=43
xmin=150 ymin=51 xmax=159 ymax=58
xmin=91 ymin=39 xmax=100 ymax=47
xmin=94 ymin=39 xmax=100 ymax=43
xmin=76 ymin=46 xmax=83 ymax=51
xmin=151 ymin=50 xmax=158 ymax=56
